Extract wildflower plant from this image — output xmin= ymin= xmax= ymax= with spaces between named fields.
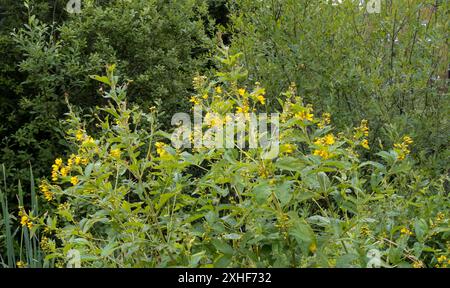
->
xmin=31 ymin=50 xmax=449 ymax=268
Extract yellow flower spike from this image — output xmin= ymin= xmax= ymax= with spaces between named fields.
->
xmin=20 ymin=215 xmax=29 ymax=227
xmin=60 ymin=167 xmax=68 ymax=177
xmin=16 ymin=261 xmax=27 ymax=268
xmin=70 ymin=176 xmax=79 ymax=186
xmin=361 ymin=139 xmax=370 ymax=150
xmin=189 ymin=96 xmax=200 ymax=105
xmin=295 ymin=110 xmax=314 ymax=122
xmin=318 ymin=112 xmax=331 ymax=129
xmin=313 ymin=149 xmax=331 ymax=159
xmin=51 ymin=171 xmax=58 ymax=182
xmin=437 ymin=255 xmax=447 ymax=263
xmin=403 ymin=136 xmax=413 ymax=145
xmin=400 ymin=227 xmax=413 ymax=236
xmin=155 ymin=142 xmax=169 ymax=158
xmin=75 ymin=130 xmax=84 ymax=141
xmin=281 ymin=143 xmax=296 ymax=154
xmin=236 ymin=105 xmax=250 ymax=114
xmin=256 ymin=95 xmax=266 ymax=105
xmin=55 ymin=158 xmax=63 ymax=167
xmin=74 ymin=156 xmax=82 ymax=165
xmin=323 ymin=134 xmax=335 ymax=145
xmin=110 ymin=148 xmax=121 ymax=158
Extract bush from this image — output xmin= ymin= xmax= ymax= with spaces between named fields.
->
xmin=1 ymin=0 xmax=214 ymax=192
xmin=22 ymin=50 xmax=448 ymax=268
xmin=227 ymin=0 xmax=449 ymax=173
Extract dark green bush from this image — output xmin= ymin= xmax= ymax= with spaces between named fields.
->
xmin=228 ymin=0 xmax=449 ymax=173
xmin=1 ymin=0 xmax=214 ymax=187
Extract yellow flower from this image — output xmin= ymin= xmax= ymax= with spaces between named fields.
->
xmin=236 ymin=105 xmax=250 ymax=114
xmin=110 ymin=148 xmax=121 ymax=158
xmin=55 ymin=158 xmax=63 ymax=167
xmin=70 ymin=176 xmax=79 ymax=186
xmin=20 ymin=215 xmax=29 ymax=227
xmin=281 ymin=143 xmax=296 ymax=154
xmin=437 ymin=255 xmax=447 ymax=263
xmin=81 ymin=158 xmax=89 ymax=165
xmin=60 ymin=167 xmax=68 ymax=177
xmin=39 ymin=183 xmax=53 ymax=202
xmin=354 ymin=120 xmax=369 ymax=138
xmin=215 ymin=86 xmax=222 ymax=94
xmin=309 ymin=242 xmax=317 ymax=253
xmin=256 ymin=95 xmax=266 ymax=105
xmin=314 ymin=134 xmax=335 ymax=146
xmin=51 ymin=170 xmax=58 ymax=182
xmin=74 ymin=156 xmax=82 ymax=165
xmin=318 ymin=112 xmax=331 ymax=129
xmin=324 ymin=134 xmax=335 ymax=145
xmin=400 ymin=227 xmax=413 ymax=236
xmin=82 ymin=136 xmax=95 ymax=146
xmin=202 ymin=93 xmax=209 ymax=99
xmin=361 ymin=139 xmax=370 ymax=150
xmin=238 ymin=88 xmax=246 ymax=96
xmin=403 ymin=136 xmax=413 ymax=145
xmin=16 ymin=261 xmax=26 ymax=268
xmin=155 ymin=142 xmax=169 ymax=158
xmin=75 ymin=130 xmax=84 ymax=141
xmin=313 ymin=149 xmax=331 ymax=159
xmin=189 ymin=96 xmax=200 ymax=105
xmin=295 ymin=109 xmax=314 ymax=122
xmin=394 ymin=136 xmax=413 ymax=161
xmin=412 ymin=261 xmax=423 ymax=268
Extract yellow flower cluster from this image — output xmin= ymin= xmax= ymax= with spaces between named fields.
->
xmin=39 ymin=182 xmax=53 ymax=202
xmin=294 ymin=104 xmax=314 ymax=122
xmin=256 ymin=94 xmax=266 ymax=105
xmin=317 ymin=112 xmax=331 ymax=129
xmin=314 ymin=134 xmax=336 ymax=146
xmin=189 ymin=96 xmax=201 ymax=105
xmin=394 ymin=136 xmax=413 ymax=161
xmin=16 ymin=261 xmax=27 ymax=268
xmin=18 ymin=210 xmax=33 ymax=229
xmin=70 ymin=176 xmax=79 ymax=186
xmin=40 ymin=236 xmax=55 ymax=253
xmin=313 ymin=134 xmax=336 ymax=159
xmin=236 ymin=105 xmax=250 ymax=114
xmin=280 ymin=143 xmax=296 ymax=154
xmin=192 ymin=75 xmax=207 ymax=90
xmin=353 ymin=120 xmax=370 ymax=149
xmin=354 ymin=119 xmax=369 ymax=137
xmin=51 ymin=154 xmax=87 ymax=183
xmin=110 ymin=148 xmax=121 ymax=158
xmin=436 ymin=255 xmax=449 ymax=268
xmin=51 ymin=158 xmax=63 ymax=181
xmin=155 ymin=142 xmax=169 ymax=158
xmin=400 ymin=227 xmax=413 ymax=236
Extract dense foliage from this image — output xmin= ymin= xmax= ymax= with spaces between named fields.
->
xmin=0 ymin=0 xmax=448 ymax=268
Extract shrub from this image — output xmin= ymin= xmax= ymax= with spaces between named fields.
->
xmin=2 ymin=0 xmax=214 ymax=194
xmin=26 ymin=50 xmax=449 ymax=268
xmin=227 ymin=0 xmax=449 ymax=173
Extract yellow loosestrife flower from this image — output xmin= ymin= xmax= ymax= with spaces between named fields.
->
xmin=70 ymin=176 xmax=79 ymax=186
